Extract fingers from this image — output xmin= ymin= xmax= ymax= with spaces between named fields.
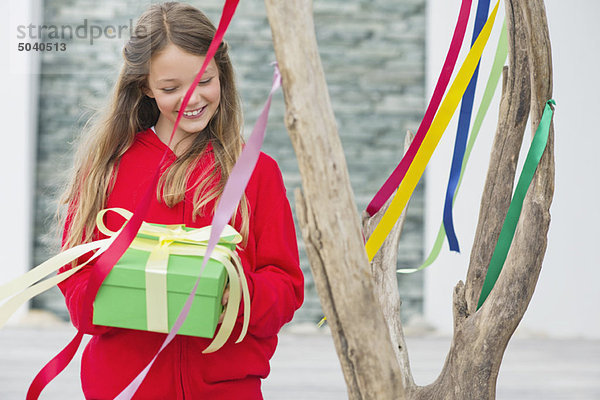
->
xmin=218 ymin=285 xmax=230 ymax=324
xmin=221 ymin=286 xmax=230 ymax=306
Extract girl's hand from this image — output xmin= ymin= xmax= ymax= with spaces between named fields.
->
xmin=218 ymin=285 xmax=230 ymax=324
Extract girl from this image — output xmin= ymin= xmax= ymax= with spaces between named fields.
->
xmin=58 ymin=2 xmax=304 ymax=399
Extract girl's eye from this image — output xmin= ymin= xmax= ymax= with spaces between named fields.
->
xmin=161 ymin=87 xmax=177 ymax=93
xmin=199 ymin=77 xmax=212 ymax=85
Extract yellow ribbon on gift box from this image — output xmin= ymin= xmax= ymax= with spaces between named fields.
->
xmin=0 ymin=208 xmax=250 ymax=353
xmin=95 ymin=208 xmax=250 ymax=353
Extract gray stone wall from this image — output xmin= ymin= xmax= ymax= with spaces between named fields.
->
xmin=33 ymin=0 xmax=426 ymax=325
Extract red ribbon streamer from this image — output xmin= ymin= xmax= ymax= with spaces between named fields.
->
xmin=26 ymin=331 xmax=84 ymax=399
xmin=26 ymin=1 xmax=240 ymax=398
xmin=365 ymin=0 xmax=472 ymax=216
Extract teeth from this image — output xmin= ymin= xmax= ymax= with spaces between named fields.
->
xmin=183 ymin=107 xmax=203 ymax=116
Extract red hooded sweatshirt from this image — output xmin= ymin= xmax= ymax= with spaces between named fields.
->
xmin=58 ymin=128 xmax=304 ymax=399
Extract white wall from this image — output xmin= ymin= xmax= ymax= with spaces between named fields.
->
xmin=0 ymin=0 xmax=41 ymax=323
xmin=425 ymin=0 xmax=600 ymax=338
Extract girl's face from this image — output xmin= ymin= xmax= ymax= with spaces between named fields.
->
xmin=145 ymin=43 xmax=221 ymax=140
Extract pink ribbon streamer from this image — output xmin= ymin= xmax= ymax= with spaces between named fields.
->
xmin=115 ymin=64 xmax=281 ymax=399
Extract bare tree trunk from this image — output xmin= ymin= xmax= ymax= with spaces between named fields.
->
xmin=266 ymin=0 xmax=553 ymax=398
xmin=264 ymin=1 xmax=405 ymax=399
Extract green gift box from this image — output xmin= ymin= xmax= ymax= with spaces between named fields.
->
xmin=92 ymin=222 xmax=238 ymax=339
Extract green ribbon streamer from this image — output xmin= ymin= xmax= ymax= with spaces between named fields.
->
xmin=398 ymin=20 xmax=508 ymax=274
xmin=477 ymin=99 xmax=556 ymax=309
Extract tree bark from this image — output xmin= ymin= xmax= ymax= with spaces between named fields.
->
xmin=265 ymin=1 xmax=405 ymax=399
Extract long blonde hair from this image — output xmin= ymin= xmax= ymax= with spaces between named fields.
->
xmin=61 ymin=2 xmax=249 ymax=249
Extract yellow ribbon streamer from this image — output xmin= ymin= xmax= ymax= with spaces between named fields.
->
xmin=365 ymin=0 xmax=501 ymax=261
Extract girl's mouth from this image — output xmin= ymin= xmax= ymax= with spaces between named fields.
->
xmin=181 ymin=106 xmax=207 ymax=119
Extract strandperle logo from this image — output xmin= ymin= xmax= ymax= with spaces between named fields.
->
xmin=16 ymin=19 xmax=135 ymax=45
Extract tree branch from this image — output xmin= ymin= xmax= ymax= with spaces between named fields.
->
xmin=362 ymin=131 xmax=416 ymax=393
xmin=464 ymin=0 xmax=531 ymax=314
xmin=477 ymin=0 xmax=555 ymax=340
xmin=265 ymin=0 xmax=405 ymax=398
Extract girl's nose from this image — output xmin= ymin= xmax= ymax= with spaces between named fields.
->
xmin=190 ymin=87 xmax=203 ymax=104
xmin=179 ymin=87 xmax=203 ymax=110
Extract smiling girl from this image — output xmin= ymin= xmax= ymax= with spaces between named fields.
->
xmin=58 ymin=3 xmax=304 ymax=399
xmin=144 ymin=43 xmax=222 ymax=156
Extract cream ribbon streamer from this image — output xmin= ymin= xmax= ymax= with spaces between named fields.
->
xmin=0 ymin=238 xmax=114 ymax=328
xmin=1 ymin=208 xmax=250 ymax=353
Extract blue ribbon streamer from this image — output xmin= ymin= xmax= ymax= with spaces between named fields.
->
xmin=443 ymin=0 xmax=491 ymax=252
